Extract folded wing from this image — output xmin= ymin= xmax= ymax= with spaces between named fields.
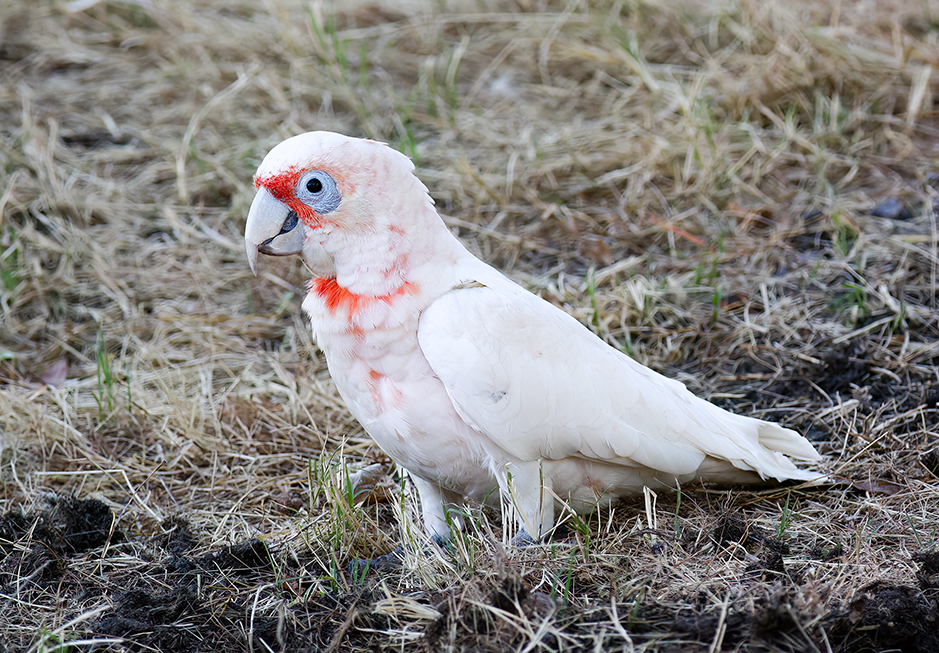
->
xmin=417 ymin=280 xmax=820 ymax=482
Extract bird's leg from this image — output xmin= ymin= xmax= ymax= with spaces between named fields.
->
xmin=348 ymin=478 xmax=462 ymax=576
xmin=500 ymin=460 xmax=554 ymax=543
xmin=410 ymin=475 xmax=464 ymax=543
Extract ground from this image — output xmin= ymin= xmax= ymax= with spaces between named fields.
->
xmin=1 ymin=0 xmax=939 ymax=651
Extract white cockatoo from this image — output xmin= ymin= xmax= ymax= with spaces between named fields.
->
xmin=244 ymin=131 xmax=822 ymax=542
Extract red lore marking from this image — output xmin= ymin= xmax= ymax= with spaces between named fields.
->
xmin=255 ymin=168 xmax=331 ymax=228
xmin=255 ymin=168 xmax=302 ymax=200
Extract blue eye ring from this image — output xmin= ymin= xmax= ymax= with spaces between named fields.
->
xmin=297 ymin=171 xmax=341 ymax=214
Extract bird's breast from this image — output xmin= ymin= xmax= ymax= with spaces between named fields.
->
xmin=300 ymin=282 xmax=495 ymax=493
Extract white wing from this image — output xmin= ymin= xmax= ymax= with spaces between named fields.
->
xmin=417 ymin=278 xmax=820 ymax=482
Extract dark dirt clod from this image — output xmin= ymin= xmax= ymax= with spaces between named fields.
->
xmin=757 ymin=340 xmax=876 ymax=408
xmin=835 ymin=582 xmax=939 ymax=652
xmin=0 ymin=545 xmax=63 ymax=588
xmin=914 ymin=551 xmax=939 ymax=577
xmin=196 ymin=538 xmax=270 ymax=574
xmin=809 ymin=544 xmax=845 ymax=562
xmin=0 ymin=497 xmax=121 ymax=556
xmin=0 ymin=497 xmax=120 ymax=595
xmin=88 ymin=539 xmax=314 ymax=652
xmin=489 ymin=570 xmax=529 ymax=612
xmin=750 ymin=587 xmax=804 ymax=641
xmin=0 ymin=511 xmax=30 ymax=554
xmin=818 ymin=345 xmax=870 ymax=396
xmin=914 ymin=551 xmax=939 ymax=590
xmin=95 ymin=587 xmax=199 ymax=639
xmin=91 ymin=585 xmax=248 ymax=653
xmin=49 ymin=496 xmax=121 ymax=553
xmin=713 ymin=514 xmax=789 ymax=555
xmin=713 ymin=514 xmax=750 ymax=547
xmin=158 ymin=516 xmax=198 ymax=557
xmin=421 ymin=569 xmax=556 ymax=652
xmin=288 ymin=588 xmax=396 ymax=651
xmin=746 ymin=548 xmax=787 ymax=579
xmin=673 ymin=599 xmax=752 ymax=648
xmin=715 ymin=515 xmax=792 ymax=580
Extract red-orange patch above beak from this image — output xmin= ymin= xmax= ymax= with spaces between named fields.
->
xmin=256 ymin=168 xmax=322 ymax=227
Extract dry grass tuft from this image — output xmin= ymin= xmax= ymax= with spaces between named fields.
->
xmin=2 ymin=0 xmax=939 ymax=650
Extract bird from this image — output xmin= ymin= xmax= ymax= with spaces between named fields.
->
xmin=244 ymin=131 xmax=822 ymax=542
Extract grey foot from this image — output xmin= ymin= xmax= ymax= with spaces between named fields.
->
xmin=348 ymin=546 xmax=403 ymax=577
xmin=348 ymin=536 xmax=454 ymax=577
xmin=511 ymin=529 xmax=539 ymax=546
xmin=430 ymin=533 xmax=452 ymax=550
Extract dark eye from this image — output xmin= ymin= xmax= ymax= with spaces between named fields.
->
xmin=306 ymin=178 xmax=323 ymax=194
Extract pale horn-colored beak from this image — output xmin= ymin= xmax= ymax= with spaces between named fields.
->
xmin=244 ymin=186 xmax=306 ymax=275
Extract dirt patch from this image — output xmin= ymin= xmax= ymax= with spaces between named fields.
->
xmin=831 ymin=582 xmax=939 ymax=652
xmin=0 ymin=497 xmax=121 ymax=591
xmin=0 ymin=499 xmax=305 ymax=651
xmin=1 ymin=492 xmax=938 ymax=652
xmin=421 ymin=570 xmax=556 ymax=652
xmin=712 ymin=514 xmax=790 ymax=580
xmin=0 ymin=498 xmax=413 ymax=652
xmin=4 ymin=495 xmax=120 ymax=554
xmin=195 ymin=538 xmax=271 ymax=574
xmin=87 ymin=537 xmax=301 ymax=651
xmin=637 ymin=578 xmax=939 ymax=653
xmin=94 ymin=587 xmax=203 ymax=651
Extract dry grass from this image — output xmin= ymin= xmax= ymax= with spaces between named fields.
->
xmin=2 ymin=0 xmax=939 ymax=650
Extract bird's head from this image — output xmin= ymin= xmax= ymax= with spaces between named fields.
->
xmin=244 ymin=131 xmax=428 ymax=278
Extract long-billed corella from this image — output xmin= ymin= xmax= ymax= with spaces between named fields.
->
xmin=244 ymin=131 xmax=822 ymax=542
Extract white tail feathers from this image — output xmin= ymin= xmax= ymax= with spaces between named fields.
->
xmin=757 ymin=422 xmax=823 ymax=462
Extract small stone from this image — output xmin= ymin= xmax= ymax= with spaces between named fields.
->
xmin=871 ymin=197 xmax=913 ymax=220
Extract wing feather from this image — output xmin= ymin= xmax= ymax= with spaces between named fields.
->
xmin=417 ymin=278 xmax=819 ymax=482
